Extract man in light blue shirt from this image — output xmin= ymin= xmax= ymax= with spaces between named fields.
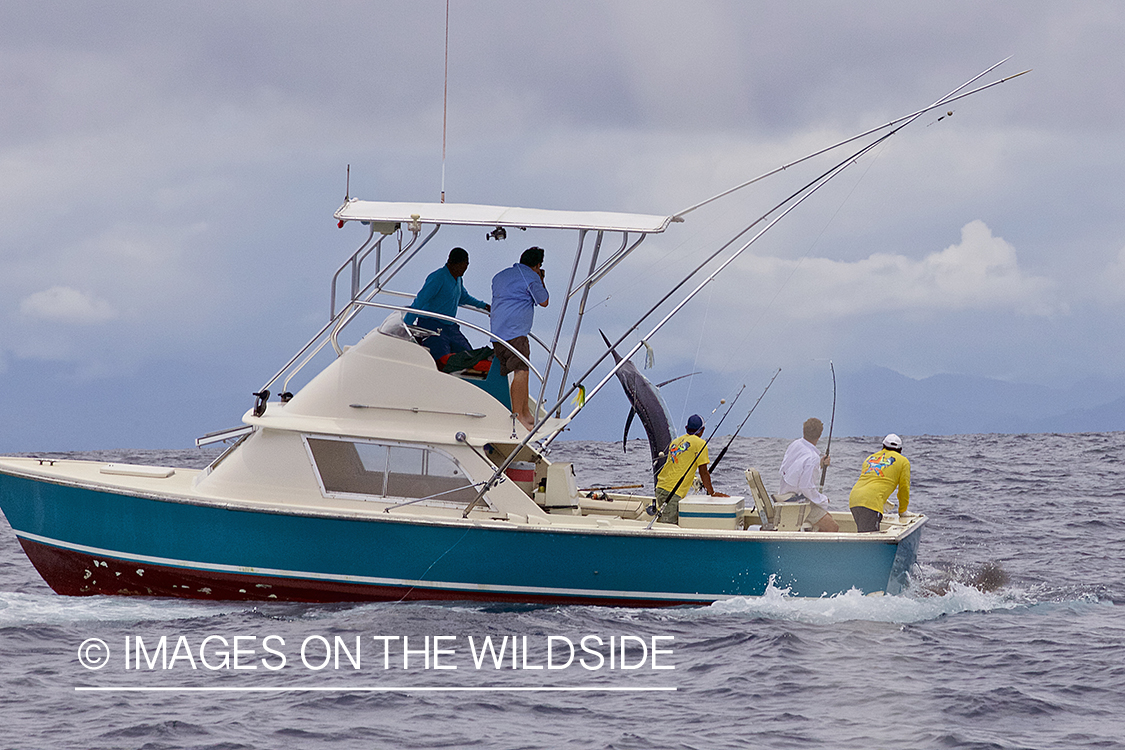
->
xmin=406 ymin=247 xmax=490 ymax=362
xmin=490 ymin=246 xmax=549 ymax=430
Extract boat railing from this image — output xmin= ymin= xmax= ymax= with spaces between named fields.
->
xmin=272 ymin=215 xmax=569 ymax=398
xmin=274 ymin=287 xmax=566 ymax=396
xmin=346 ymin=289 xmax=565 ymax=370
xmin=259 ymin=222 xmax=438 ymax=398
xmin=326 ymin=225 xmax=440 ymax=349
xmin=328 ymin=220 xmax=433 ymax=322
xmin=343 ymin=300 xmax=545 ymax=383
xmin=329 ymin=222 xmax=378 ymax=321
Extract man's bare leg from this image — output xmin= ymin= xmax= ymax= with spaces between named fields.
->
xmin=510 ymin=369 xmax=535 ymax=431
xmin=814 ymin=514 xmax=840 ymax=532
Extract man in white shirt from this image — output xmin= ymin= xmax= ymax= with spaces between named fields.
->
xmin=778 ymin=417 xmax=840 ymax=532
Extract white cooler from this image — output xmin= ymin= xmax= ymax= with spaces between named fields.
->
xmin=677 ymin=494 xmax=745 ymax=530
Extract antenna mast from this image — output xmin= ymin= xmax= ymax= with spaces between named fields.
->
xmin=441 ymin=0 xmax=450 ymax=203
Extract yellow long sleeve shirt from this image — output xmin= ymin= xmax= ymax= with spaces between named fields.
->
xmin=848 ymin=448 xmax=911 ymax=515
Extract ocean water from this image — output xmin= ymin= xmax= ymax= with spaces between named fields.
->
xmin=1 ymin=433 xmax=1123 ymax=749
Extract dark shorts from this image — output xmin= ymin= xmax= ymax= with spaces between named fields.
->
xmin=493 ymin=336 xmax=530 ymax=376
xmin=423 ymin=326 xmax=473 ymax=360
xmin=851 ymin=505 xmax=883 ymax=533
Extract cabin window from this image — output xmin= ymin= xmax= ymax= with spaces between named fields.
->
xmin=305 ymin=437 xmax=478 ymax=507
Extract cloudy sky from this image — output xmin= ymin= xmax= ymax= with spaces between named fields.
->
xmin=2 ymin=1 xmax=1123 ymax=450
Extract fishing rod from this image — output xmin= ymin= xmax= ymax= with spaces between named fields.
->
xmin=710 ymin=384 xmax=746 ymax=436
xmin=647 ymin=384 xmax=743 ymax=477
xmin=818 ymin=360 xmax=836 ymax=490
xmin=710 ymin=367 xmax=782 ymax=473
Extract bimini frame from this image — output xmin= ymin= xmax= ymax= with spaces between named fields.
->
xmin=293 ymin=201 xmax=674 ymax=417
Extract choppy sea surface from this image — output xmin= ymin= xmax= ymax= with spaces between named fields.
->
xmin=1 ymin=433 xmax=1123 ymax=749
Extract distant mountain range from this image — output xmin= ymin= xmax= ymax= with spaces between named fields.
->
xmin=831 ymin=367 xmax=1125 ymax=437
xmin=600 ymin=365 xmax=1125 ymax=445
xmin=1 ymin=357 xmax=1122 ymax=453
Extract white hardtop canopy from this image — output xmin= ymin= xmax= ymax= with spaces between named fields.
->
xmin=334 ymin=199 xmax=677 ymax=234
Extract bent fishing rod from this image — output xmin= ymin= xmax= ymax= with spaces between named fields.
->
xmin=818 ymin=360 xmax=836 ymax=490
xmin=709 ymin=367 xmax=782 ymax=473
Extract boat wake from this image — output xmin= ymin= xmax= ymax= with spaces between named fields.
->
xmin=914 ymin=559 xmax=1011 ymax=595
xmin=0 ymin=590 xmax=241 ymax=627
xmin=706 ymin=568 xmax=1108 ymax=625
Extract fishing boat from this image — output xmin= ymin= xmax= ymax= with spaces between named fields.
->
xmin=0 ymin=63 xmax=1024 ymax=605
xmin=0 ymin=199 xmax=924 ymax=605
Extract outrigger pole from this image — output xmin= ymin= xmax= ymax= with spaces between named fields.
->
xmin=464 ymin=131 xmax=896 ymax=517
xmin=672 ymin=57 xmax=1028 ymax=220
xmin=561 ymin=139 xmax=900 ymax=432
xmin=549 ymin=62 xmax=1031 ymax=428
xmin=461 ymin=60 xmax=1028 ymax=518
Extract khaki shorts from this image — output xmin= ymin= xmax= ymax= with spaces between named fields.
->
xmin=493 ymin=336 xmax=530 ymax=376
xmin=777 ymin=494 xmax=829 ymax=525
xmin=655 ymin=487 xmax=682 ymax=524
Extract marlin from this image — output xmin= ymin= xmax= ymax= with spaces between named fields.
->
xmin=599 ymin=331 xmax=695 ymax=482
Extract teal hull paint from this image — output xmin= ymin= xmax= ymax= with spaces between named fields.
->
xmin=0 ymin=472 xmax=921 ymax=604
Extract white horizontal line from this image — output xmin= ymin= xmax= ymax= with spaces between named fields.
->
xmin=75 ymin=686 xmax=677 ymax=693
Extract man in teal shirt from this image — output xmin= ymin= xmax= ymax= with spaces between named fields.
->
xmin=406 ymin=248 xmax=490 ymax=361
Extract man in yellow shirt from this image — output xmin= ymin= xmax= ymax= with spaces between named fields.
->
xmin=848 ymin=433 xmax=911 ymax=532
xmin=654 ymin=414 xmax=728 ymax=523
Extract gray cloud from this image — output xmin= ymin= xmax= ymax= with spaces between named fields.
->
xmin=1 ymin=1 xmax=1123 ymax=447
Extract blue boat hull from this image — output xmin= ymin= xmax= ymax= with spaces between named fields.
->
xmin=0 ymin=471 xmax=922 ymax=605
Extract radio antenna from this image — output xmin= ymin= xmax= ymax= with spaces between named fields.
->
xmin=440 ymin=0 xmax=450 ymax=203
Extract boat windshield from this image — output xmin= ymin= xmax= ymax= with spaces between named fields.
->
xmin=376 ymin=312 xmax=413 ymax=342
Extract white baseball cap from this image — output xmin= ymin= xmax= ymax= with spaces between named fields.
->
xmin=882 ymin=433 xmax=903 ymax=450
